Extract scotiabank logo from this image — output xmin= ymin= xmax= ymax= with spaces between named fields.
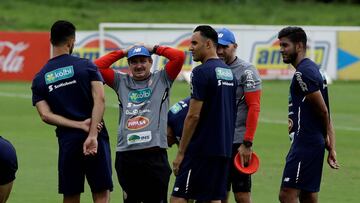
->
xmin=126 ymin=116 xmax=150 ymax=130
xmin=0 ymin=41 xmax=29 ymax=73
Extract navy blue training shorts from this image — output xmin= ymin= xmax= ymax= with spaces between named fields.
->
xmin=0 ymin=136 xmax=18 ymax=185
xmin=58 ymin=135 xmax=113 ymax=195
xmin=172 ymin=155 xmax=230 ymax=201
xmin=227 ymin=143 xmax=251 ymax=193
xmin=281 ymin=144 xmax=325 ymax=192
xmin=115 ymin=148 xmax=172 ymax=203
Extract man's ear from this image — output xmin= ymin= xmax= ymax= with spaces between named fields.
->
xmin=296 ymin=42 xmax=304 ymax=52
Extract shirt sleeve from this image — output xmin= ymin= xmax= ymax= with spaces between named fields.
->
xmin=31 ymin=75 xmax=45 ymax=106
xmin=242 ymin=66 xmax=262 ymax=93
xmin=156 ymin=46 xmax=185 ymax=81
xmin=93 ymin=50 xmax=125 ymax=87
xmin=190 ymin=67 xmax=207 ymax=101
xmin=294 ymin=68 xmax=320 ymax=95
xmin=87 ymin=60 xmax=104 ymax=82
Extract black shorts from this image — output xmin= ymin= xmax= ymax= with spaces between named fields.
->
xmin=172 ymin=155 xmax=230 ymax=201
xmin=281 ymin=144 xmax=325 ymax=192
xmin=115 ymin=148 xmax=171 ymax=203
xmin=58 ymin=135 xmax=113 ymax=195
xmin=0 ymin=136 xmax=18 ymax=185
xmin=227 ymin=143 xmax=251 ymax=193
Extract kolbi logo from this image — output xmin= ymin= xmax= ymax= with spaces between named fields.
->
xmin=0 ymin=41 xmax=29 ymax=73
xmin=45 ymin=66 xmax=74 ymax=84
xmin=215 ymin=67 xmax=233 ymax=80
xmin=128 ymin=88 xmax=152 ymax=104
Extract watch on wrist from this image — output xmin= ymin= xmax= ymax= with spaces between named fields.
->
xmin=243 ymin=140 xmax=253 ymax=147
xmin=152 ymin=45 xmax=159 ymax=54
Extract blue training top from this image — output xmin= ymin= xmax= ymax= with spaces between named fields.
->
xmin=186 ymin=58 xmax=237 ymax=157
xmin=288 ymin=58 xmax=330 ymax=148
xmin=168 ymin=97 xmax=190 ymax=142
xmin=31 ymin=54 xmax=108 ymax=139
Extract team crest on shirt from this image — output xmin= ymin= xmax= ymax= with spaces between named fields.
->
xmin=128 ymin=88 xmax=152 ymax=104
xmin=45 ymin=66 xmax=74 ymax=84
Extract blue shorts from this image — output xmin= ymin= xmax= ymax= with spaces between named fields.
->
xmin=0 ymin=136 xmax=18 ymax=185
xmin=172 ymin=155 xmax=230 ymax=201
xmin=58 ymin=135 xmax=113 ymax=195
xmin=227 ymin=143 xmax=251 ymax=193
xmin=115 ymin=148 xmax=171 ymax=203
xmin=281 ymin=144 xmax=325 ymax=192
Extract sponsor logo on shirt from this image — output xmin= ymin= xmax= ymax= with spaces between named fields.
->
xmin=170 ymin=101 xmax=188 ymax=114
xmin=48 ymin=80 xmax=77 ymax=92
xmin=127 ymin=131 xmax=152 ymax=145
xmin=128 ymin=88 xmax=152 ymax=104
xmin=244 ymin=70 xmax=256 ymax=89
xmin=215 ymin=67 xmax=233 ymax=80
xmin=295 ymin=72 xmax=308 ymax=92
xmin=45 ymin=66 xmax=74 ymax=84
xmin=126 ymin=116 xmax=150 ymax=130
xmin=125 ymin=109 xmax=151 ymax=116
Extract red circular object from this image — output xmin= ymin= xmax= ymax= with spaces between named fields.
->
xmin=234 ymin=152 xmax=260 ymax=175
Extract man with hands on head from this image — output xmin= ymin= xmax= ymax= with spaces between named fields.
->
xmin=94 ymin=43 xmax=185 ymax=203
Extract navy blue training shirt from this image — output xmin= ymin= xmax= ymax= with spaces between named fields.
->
xmin=168 ymin=97 xmax=190 ymax=142
xmin=288 ymin=58 xmax=329 ymax=147
xmin=187 ymin=58 xmax=237 ymax=157
xmin=31 ymin=54 xmax=107 ymax=138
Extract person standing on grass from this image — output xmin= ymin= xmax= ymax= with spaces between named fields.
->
xmin=94 ymin=43 xmax=185 ymax=202
xmin=0 ymin=136 xmax=18 ymax=203
xmin=277 ymin=26 xmax=339 ymax=203
xmin=32 ymin=20 xmax=113 ymax=203
xmin=216 ymin=28 xmax=262 ymax=203
xmin=171 ymin=25 xmax=237 ymax=203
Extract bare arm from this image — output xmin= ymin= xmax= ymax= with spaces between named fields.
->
xmin=173 ymin=99 xmax=203 ymax=175
xmin=307 ymin=90 xmax=339 ymax=169
xmin=83 ymin=81 xmax=106 ymax=155
xmin=35 ymin=100 xmax=90 ymax=132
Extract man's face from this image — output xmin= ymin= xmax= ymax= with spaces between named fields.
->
xmin=217 ymin=43 xmax=237 ymax=65
xmin=128 ymin=56 xmax=152 ymax=80
xmin=279 ymin=37 xmax=297 ymax=64
xmin=189 ymin=31 xmax=206 ymax=62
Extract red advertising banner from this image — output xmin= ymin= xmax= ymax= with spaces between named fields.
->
xmin=0 ymin=32 xmax=50 ymax=81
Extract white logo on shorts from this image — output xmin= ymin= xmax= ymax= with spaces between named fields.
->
xmin=284 ymin=177 xmax=290 ymax=182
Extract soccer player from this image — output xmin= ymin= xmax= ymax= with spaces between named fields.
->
xmin=216 ymin=28 xmax=262 ymax=203
xmin=0 ymin=136 xmax=18 ymax=203
xmin=32 ymin=20 xmax=113 ymax=203
xmin=171 ymin=25 xmax=237 ymax=203
xmin=277 ymin=26 xmax=339 ymax=203
xmin=167 ymin=97 xmax=190 ymax=147
xmin=94 ymin=44 xmax=185 ymax=202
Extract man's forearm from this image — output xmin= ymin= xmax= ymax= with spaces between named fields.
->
xmin=178 ymin=115 xmax=200 ymax=155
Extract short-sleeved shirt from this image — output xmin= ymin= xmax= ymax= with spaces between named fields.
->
xmin=186 ymin=58 xmax=237 ymax=157
xmin=288 ymin=58 xmax=329 ymax=148
xmin=229 ymin=57 xmax=262 ymax=143
xmin=31 ymin=54 xmax=108 ymax=139
xmin=113 ymin=69 xmax=173 ymax=152
xmin=168 ymin=97 xmax=190 ymax=142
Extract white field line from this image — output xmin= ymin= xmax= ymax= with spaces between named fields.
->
xmin=1 ymin=91 xmax=359 ymax=132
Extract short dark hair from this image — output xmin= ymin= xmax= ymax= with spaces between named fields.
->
xmin=50 ymin=20 xmax=76 ymax=46
xmin=278 ymin=26 xmax=307 ymax=48
xmin=194 ymin=25 xmax=218 ymax=45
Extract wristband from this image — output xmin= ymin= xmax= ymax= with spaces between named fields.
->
xmin=243 ymin=140 xmax=253 ymax=147
xmin=152 ymin=45 xmax=159 ymax=54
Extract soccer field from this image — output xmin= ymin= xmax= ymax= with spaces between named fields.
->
xmin=0 ymin=80 xmax=359 ymax=202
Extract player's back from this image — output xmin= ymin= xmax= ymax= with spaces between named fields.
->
xmin=188 ymin=58 xmax=237 ymax=157
xmin=32 ymin=54 xmax=104 ymax=136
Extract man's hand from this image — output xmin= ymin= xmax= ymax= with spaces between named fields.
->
xmin=83 ymin=136 xmax=98 ymax=156
xmin=172 ymin=152 xmax=184 ymax=176
xmin=238 ymin=144 xmax=252 ymax=167
xmin=97 ymin=121 xmax=104 ymax=133
xmin=80 ymin=118 xmax=91 ymax=132
xmin=327 ymin=149 xmax=339 ymax=169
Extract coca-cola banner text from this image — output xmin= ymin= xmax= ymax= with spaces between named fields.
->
xmin=0 ymin=32 xmax=50 ymax=81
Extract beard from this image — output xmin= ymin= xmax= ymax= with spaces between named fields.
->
xmin=282 ymin=51 xmax=297 ymax=64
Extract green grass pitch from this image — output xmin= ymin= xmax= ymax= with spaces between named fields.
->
xmin=0 ymin=80 xmax=359 ymax=202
